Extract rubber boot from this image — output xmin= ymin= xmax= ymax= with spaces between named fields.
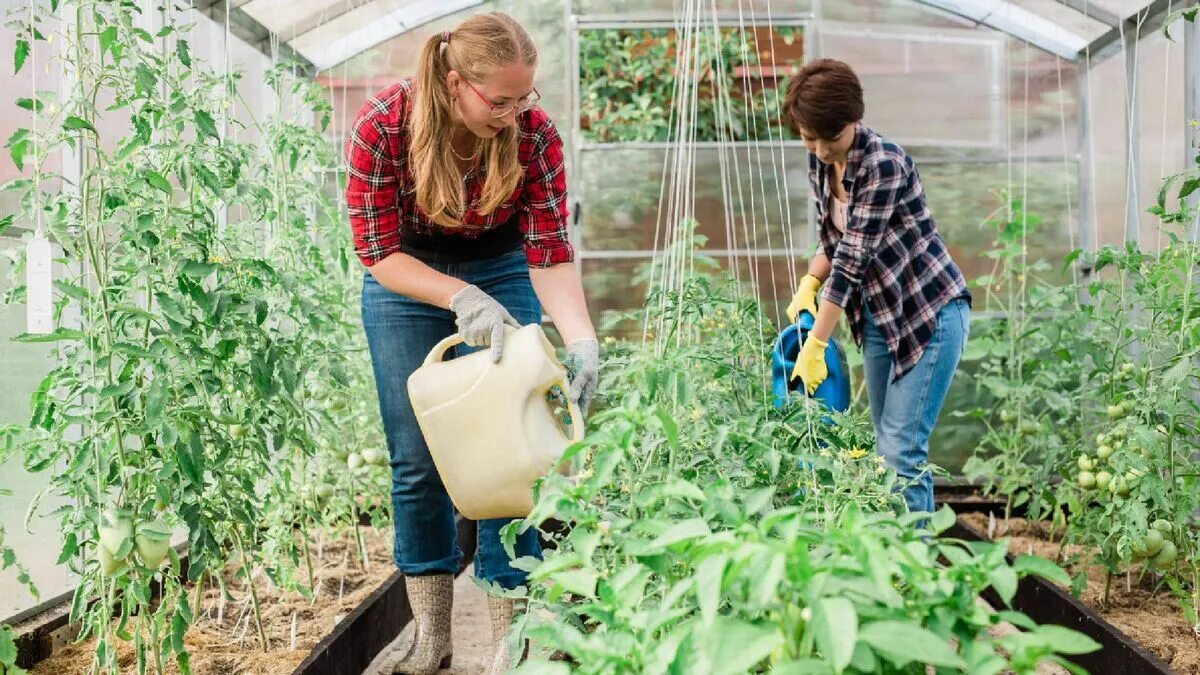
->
xmin=486 ymin=595 xmax=527 ymax=674
xmin=393 ymin=574 xmax=453 ymax=674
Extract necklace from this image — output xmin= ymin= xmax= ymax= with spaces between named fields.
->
xmin=450 ymin=140 xmax=479 ymax=162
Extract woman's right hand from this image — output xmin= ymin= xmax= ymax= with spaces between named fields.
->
xmin=448 ymin=285 xmax=520 ymax=363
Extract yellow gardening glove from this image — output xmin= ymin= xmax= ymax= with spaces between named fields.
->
xmin=785 ymin=275 xmax=822 ymax=324
xmin=790 ymin=334 xmax=829 ymax=395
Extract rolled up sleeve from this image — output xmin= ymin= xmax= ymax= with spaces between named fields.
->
xmin=345 ymin=104 xmax=400 ymax=268
xmin=822 ymin=156 xmax=904 ymax=308
xmin=519 ymin=119 xmax=574 ymax=268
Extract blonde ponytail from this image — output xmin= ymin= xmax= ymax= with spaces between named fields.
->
xmin=409 ymin=13 xmax=537 ymax=228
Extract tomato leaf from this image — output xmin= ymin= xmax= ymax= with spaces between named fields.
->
xmin=194 ymin=110 xmax=218 ymax=140
xmin=14 ymin=39 xmax=29 ymax=75
xmin=63 ymin=116 xmax=97 ymax=133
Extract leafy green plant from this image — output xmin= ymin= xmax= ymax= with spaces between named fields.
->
xmin=960 ymin=196 xmax=1085 ymax=522
xmin=505 ymin=262 xmax=1097 ymax=674
xmin=1 ymin=4 xmax=384 ymax=672
xmin=578 ymin=27 xmax=797 ymax=143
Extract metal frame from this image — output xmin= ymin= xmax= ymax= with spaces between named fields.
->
xmin=1051 ymin=0 xmax=1121 ymax=28
xmin=197 ymin=0 xmax=316 ymax=73
xmin=1085 ymin=0 xmax=1180 ymax=62
xmin=912 ymin=0 xmax=1088 ymax=61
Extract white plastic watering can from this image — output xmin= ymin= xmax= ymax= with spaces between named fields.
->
xmin=407 ymin=324 xmax=584 ymax=520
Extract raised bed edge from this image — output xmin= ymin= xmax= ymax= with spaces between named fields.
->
xmin=290 ymin=515 xmax=477 ymax=675
xmin=948 ymin=514 xmax=1175 ymax=675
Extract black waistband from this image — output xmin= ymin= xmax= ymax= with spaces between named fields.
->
xmin=400 ymin=219 xmax=522 ymax=263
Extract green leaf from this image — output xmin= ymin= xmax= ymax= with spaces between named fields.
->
xmin=0 ymin=214 xmax=11 ymax=236
xmin=193 ymin=110 xmax=219 ymax=140
xmin=145 ymin=171 xmax=172 ymax=195
xmin=654 ymin=407 xmax=679 ymax=451
xmin=16 ymin=97 xmax=43 ymax=113
xmin=1032 ymin=625 xmax=1101 ymax=655
xmin=180 ymin=260 xmax=215 ymax=278
xmin=98 ymin=26 xmax=118 ymax=55
xmin=1013 ymin=554 xmax=1071 ymax=587
xmin=928 ymin=505 xmax=956 ymax=534
xmin=63 ymin=116 xmax=97 ymax=133
xmin=650 ymin=518 xmax=711 ymax=549
xmin=176 ymin=38 xmax=191 ymax=67
xmin=813 ymin=598 xmax=857 ymax=672
xmin=14 ymin=39 xmax=29 ymax=75
xmin=858 ymin=621 xmax=966 ymax=669
xmin=14 ymin=328 xmax=84 ymax=342
xmin=986 ymin=565 xmax=1019 ymax=606
xmin=699 ymin=617 xmax=782 ymax=675
xmin=554 ymin=569 xmax=597 ymax=598
xmin=171 ymin=609 xmax=188 ymax=654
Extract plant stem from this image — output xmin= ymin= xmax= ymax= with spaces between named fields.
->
xmin=234 ymin=531 xmax=268 ymax=652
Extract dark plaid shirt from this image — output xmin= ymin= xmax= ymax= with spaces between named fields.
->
xmin=345 ymin=78 xmax=574 ymax=268
xmin=815 ymin=124 xmax=971 ymax=382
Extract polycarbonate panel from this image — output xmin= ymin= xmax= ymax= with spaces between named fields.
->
xmin=240 ymin=0 xmax=367 ymax=41
xmin=572 ymin=0 xmax=813 ymax=18
xmin=1086 ymin=0 xmax=1158 ymax=19
xmin=920 ymin=160 xmax=1079 ymax=310
xmin=816 ymin=21 xmax=1005 ymax=148
xmin=291 ymin=0 xmax=485 ymax=70
xmin=1009 ymin=0 xmax=1112 ymax=41
xmin=577 ymin=146 xmax=811 ymax=256
xmin=0 ymin=238 xmax=76 ymax=622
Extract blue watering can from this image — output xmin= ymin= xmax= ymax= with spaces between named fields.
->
xmin=771 ymin=310 xmax=851 ymax=412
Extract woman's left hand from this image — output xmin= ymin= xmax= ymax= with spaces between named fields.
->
xmin=563 ymin=338 xmax=599 ymax=414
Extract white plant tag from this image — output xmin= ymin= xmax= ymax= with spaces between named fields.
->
xmin=26 ymin=232 xmax=53 ymax=334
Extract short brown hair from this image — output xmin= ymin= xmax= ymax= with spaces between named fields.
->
xmin=783 ymin=59 xmax=864 ymax=140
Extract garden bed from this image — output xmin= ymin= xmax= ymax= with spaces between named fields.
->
xmin=954 ymin=512 xmax=1195 ymax=674
xmin=28 ymin=528 xmax=394 ymax=675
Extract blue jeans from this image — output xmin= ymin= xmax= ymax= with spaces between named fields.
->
xmin=861 ymin=298 xmax=969 ymax=514
xmin=360 ymin=249 xmax=542 ymax=589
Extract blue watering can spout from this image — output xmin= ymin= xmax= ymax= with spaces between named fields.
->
xmin=771 ymin=310 xmax=851 ymax=412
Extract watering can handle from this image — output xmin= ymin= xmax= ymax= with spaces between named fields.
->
xmin=422 ymin=325 xmax=521 ymax=366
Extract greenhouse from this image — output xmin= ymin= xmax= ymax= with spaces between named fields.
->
xmin=1 ymin=0 xmax=1199 ymax=673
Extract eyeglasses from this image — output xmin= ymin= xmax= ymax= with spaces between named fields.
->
xmin=463 ymin=80 xmax=541 ymax=118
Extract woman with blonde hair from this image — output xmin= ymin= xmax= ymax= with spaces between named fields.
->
xmin=345 ymin=12 xmax=598 ymax=674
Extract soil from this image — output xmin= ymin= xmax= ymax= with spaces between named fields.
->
xmin=31 ymin=528 xmax=399 ymax=675
xmin=961 ymin=512 xmax=1200 ymax=674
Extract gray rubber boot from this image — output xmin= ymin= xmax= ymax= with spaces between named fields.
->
xmin=486 ymin=595 xmax=527 ymax=674
xmin=392 ymin=574 xmax=453 ymax=674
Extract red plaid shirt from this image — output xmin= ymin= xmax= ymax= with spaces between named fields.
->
xmin=345 ymin=78 xmax=574 ymax=268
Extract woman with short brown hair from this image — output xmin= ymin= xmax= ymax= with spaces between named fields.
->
xmin=781 ymin=58 xmax=972 ymax=517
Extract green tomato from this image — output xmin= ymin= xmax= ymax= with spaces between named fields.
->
xmin=1095 ymin=445 xmax=1113 ymax=460
xmin=1141 ymin=529 xmax=1166 ymax=557
xmin=1019 ymin=419 xmax=1039 ymax=435
xmin=135 ymin=531 xmax=171 ymax=568
xmin=1095 ymin=471 xmax=1112 ymax=490
xmin=1121 ymin=400 xmax=1135 ymax=414
xmin=999 ymin=409 xmax=1017 ymax=423
xmin=1095 ymin=433 xmax=1108 ymax=446
xmin=1152 ymin=540 xmax=1178 ymax=569
xmin=1125 ymin=468 xmax=1146 ymax=483
xmin=1110 ymin=426 xmax=1127 ymax=441
xmin=98 ymin=510 xmax=133 ymax=557
xmin=361 ymin=448 xmax=388 ymax=466
xmin=1120 ymin=362 xmax=1135 ymax=375
xmin=1077 ymin=456 xmax=1095 ymax=472
xmin=347 ymin=453 xmax=364 ymax=471
xmin=1152 ymin=519 xmax=1172 ymax=534
xmin=229 ymin=423 xmax=249 ymax=440
xmin=1106 ymin=405 xmax=1125 ymax=420
xmin=1113 ymin=478 xmax=1131 ymax=497
xmin=1077 ymin=471 xmax=1097 ymax=490
xmin=97 ymin=545 xmax=126 ymax=576
xmin=315 ymin=483 xmax=336 ymax=500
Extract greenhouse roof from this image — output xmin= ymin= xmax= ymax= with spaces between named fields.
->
xmin=198 ymin=0 xmax=1179 ymax=72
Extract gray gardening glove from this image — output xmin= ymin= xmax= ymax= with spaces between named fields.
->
xmin=449 ymin=285 xmax=520 ymax=363
xmin=562 ymin=337 xmax=600 ymax=414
